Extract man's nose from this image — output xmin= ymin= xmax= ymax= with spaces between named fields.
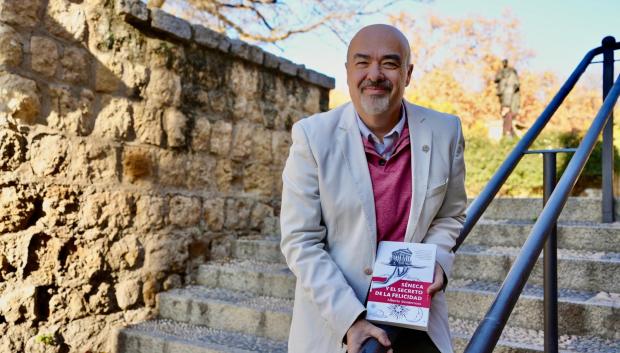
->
xmin=366 ymin=63 xmax=384 ymax=81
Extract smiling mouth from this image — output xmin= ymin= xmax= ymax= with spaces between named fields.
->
xmin=362 ymin=87 xmax=389 ymax=94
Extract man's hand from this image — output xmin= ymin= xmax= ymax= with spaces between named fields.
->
xmin=345 ymin=319 xmax=392 ymax=353
xmin=427 ymin=262 xmax=445 ymax=297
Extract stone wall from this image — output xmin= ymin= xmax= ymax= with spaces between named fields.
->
xmin=0 ymin=0 xmax=333 ymax=351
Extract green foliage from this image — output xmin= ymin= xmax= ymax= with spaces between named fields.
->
xmin=464 ymin=129 xmax=620 ymax=197
xmin=35 ymin=334 xmax=57 ymax=346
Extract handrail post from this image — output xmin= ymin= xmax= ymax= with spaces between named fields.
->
xmin=542 ymin=153 xmax=558 ymax=353
xmin=602 ymin=36 xmax=615 ymax=222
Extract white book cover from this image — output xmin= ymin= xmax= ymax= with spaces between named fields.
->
xmin=366 ymin=241 xmax=437 ymax=331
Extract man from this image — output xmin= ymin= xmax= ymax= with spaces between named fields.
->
xmin=280 ymin=24 xmax=466 ymax=353
xmin=494 ymin=59 xmax=521 ymax=136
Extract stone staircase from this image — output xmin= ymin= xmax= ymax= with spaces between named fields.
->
xmin=116 ymin=198 xmax=620 ymax=353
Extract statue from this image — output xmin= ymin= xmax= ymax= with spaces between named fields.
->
xmin=494 ymin=59 xmax=520 ymax=137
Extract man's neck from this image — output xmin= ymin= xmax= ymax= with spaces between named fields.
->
xmin=358 ymin=105 xmax=402 ymax=142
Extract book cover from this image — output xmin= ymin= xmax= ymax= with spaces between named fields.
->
xmin=366 ymin=241 xmax=437 ymax=331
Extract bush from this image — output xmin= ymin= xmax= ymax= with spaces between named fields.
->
xmin=464 ymin=129 xmax=620 ymax=197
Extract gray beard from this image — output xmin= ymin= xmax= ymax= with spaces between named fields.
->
xmin=360 ymin=94 xmax=390 ymax=115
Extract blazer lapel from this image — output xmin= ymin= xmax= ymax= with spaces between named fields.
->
xmin=336 ymin=104 xmax=377 ymax=253
xmin=404 ymin=102 xmax=433 ymax=243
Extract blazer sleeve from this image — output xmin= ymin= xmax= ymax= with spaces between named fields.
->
xmin=423 ymin=116 xmax=467 ymax=280
xmin=280 ymin=121 xmax=366 ymax=342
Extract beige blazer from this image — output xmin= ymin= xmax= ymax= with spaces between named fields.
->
xmin=280 ymin=100 xmax=467 ymax=353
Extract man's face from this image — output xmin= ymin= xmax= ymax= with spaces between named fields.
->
xmin=346 ymin=27 xmax=413 ymax=117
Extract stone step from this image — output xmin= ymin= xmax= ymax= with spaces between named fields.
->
xmin=454 ymin=244 xmax=620 ymax=293
xmin=116 ymin=317 xmax=620 ymax=353
xmin=158 ymin=286 xmax=292 ymax=341
xmin=446 ymin=279 xmax=619 ymax=340
xmin=211 ymin=237 xmax=620 ymax=293
xmin=213 ymin=235 xmax=283 ymax=264
xmin=449 ymin=317 xmax=620 ymax=353
xmin=116 ymin=319 xmax=287 ymax=353
xmin=466 ymin=219 xmax=620 ymax=253
xmin=194 ymin=262 xmax=619 ymax=339
xmin=197 ymin=261 xmax=295 ymax=299
xmin=478 ymin=197 xmax=620 ymax=223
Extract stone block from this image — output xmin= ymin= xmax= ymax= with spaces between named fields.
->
xmin=278 ymin=57 xmax=302 ymax=76
xmin=115 ymin=279 xmax=141 ymax=310
xmin=252 ymin=127 xmax=272 ymax=163
xmin=67 ymin=140 xmax=119 ymax=184
xmin=115 ymin=0 xmax=148 ymax=23
xmin=298 ymin=67 xmax=336 ymax=89
xmin=144 ymin=232 xmax=190 ymax=274
xmin=0 ymin=72 xmax=39 ymax=124
xmin=40 ymin=185 xmax=80 ymax=229
xmin=203 ymin=198 xmax=225 ymax=231
xmin=93 ymin=96 xmax=133 ymax=141
xmin=145 ymin=68 xmax=181 ymax=107
xmin=0 ymin=129 xmax=25 ymax=171
xmin=193 ymin=24 xmax=227 ymax=50
xmin=214 ymin=159 xmax=233 ymax=193
xmin=47 ymin=86 xmax=94 ymax=136
xmin=0 ymin=185 xmax=36 ymax=233
xmin=0 ymin=0 xmax=40 ymax=28
xmin=163 ymin=107 xmax=187 ymax=147
xmin=209 ymin=121 xmax=232 ymax=155
xmin=243 ymin=163 xmax=273 ymax=196
xmin=87 ymin=282 xmax=113 ymax=314
xmin=150 ymin=8 xmax=191 ymax=42
xmin=263 ymin=51 xmax=281 ymax=70
xmin=30 ymin=36 xmax=59 ymax=77
xmin=0 ymin=23 xmax=22 ymax=67
xmin=157 ymin=149 xmax=187 ymax=187
xmin=0 ymin=284 xmax=36 ymax=323
xmin=44 ymin=0 xmax=87 ymax=42
xmin=224 ymin=198 xmax=253 ymax=230
xmin=132 ymin=102 xmax=163 ymax=146
xmin=229 ymin=39 xmax=264 ymax=65
xmin=60 ymin=46 xmax=89 ymax=84
xmin=190 ymin=118 xmax=211 ymax=152
xmin=78 ymin=191 xmax=134 ymax=230
xmin=250 ymin=202 xmax=274 ymax=231
xmin=186 ymin=153 xmax=216 ymax=190
xmin=135 ymin=194 xmax=166 ymax=230
xmin=29 ymin=134 xmax=68 ymax=177
xmin=272 ymin=130 xmax=291 ymax=167
xmin=230 ymin=122 xmax=254 ymax=161
xmin=169 ymin=195 xmax=201 ymax=227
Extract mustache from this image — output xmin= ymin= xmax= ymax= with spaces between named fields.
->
xmin=360 ymin=79 xmax=393 ymax=91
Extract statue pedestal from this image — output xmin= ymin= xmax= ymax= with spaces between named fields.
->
xmin=485 ymin=119 xmax=503 ymax=142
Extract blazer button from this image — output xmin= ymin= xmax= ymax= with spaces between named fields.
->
xmin=364 ymin=268 xmax=373 ymax=275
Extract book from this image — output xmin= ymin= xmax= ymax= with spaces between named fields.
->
xmin=366 ymin=241 xmax=437 ymax=331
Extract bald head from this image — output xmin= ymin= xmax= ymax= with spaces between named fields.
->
xmin=347 ymin=24 xmax=411 ymax=66
xmin=345 ymin=24 xmax=413 ymax=127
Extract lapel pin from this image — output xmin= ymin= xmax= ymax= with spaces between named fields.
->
xmin=422 ymin=145 xmax=430 ymax=152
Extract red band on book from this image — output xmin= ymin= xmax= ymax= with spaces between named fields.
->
xmin=368 ymin=278 xmax=431 ymax=308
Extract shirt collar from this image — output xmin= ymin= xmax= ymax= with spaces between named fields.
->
xmin=356 ymin=102 xmax=407 ymax=143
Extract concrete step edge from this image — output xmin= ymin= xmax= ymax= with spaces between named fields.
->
xmin=117 ymin=319 xmax=287 ymax=353
xmin=450 ymin=317 xmax=619 ymax=353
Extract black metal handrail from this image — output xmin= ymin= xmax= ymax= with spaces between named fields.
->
xmin=463 ymin=69 xmax=620 ymax=353
xmin=360 ymin=36 xmax=620 ymax=353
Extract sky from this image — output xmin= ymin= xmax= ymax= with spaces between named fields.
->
xmin=261 ymin=0 xmax=620 ymax=91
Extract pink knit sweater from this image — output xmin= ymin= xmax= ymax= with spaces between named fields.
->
xmin=362 ymin=123 xmax=412 ymax=244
